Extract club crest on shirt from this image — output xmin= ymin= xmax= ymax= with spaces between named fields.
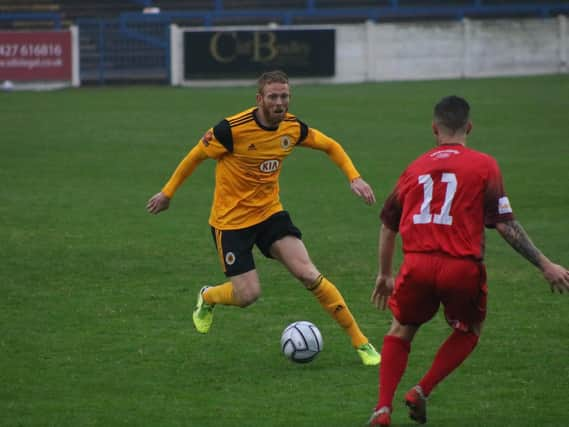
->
xmin=280 ymin=136 xmax=292 ymax=150
xmin=498 ymin=196 xmax=513 ymax=214
xmin=259 ymin=159 xmax=280 ymax=173
xmin=201 ymin=130 xmax=213 ymax=147
xmin=225 ymin=251 xmax=236 ymax=265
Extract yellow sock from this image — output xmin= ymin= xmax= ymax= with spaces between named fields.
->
xmin=203 ymin=282 xmax=240 ymax=306
xmin=310 ymin=275 xmax=368 ymax=348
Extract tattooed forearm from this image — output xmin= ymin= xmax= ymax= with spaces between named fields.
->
xmin=496 ymin=220 xmax=543 ymax=269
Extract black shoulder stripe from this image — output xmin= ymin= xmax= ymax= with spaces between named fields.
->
xmin=230 ymin=117 xmax=255 ymax=128
xmin=213 ymin=119 xmax=233 ymax=153
xmin=229 ymin=111 xmax=254 ymax=126
xmin=297 ymin=119 xmax=309 ymax=144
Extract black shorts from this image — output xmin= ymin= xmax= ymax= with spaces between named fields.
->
xmin=210 ymin=211 xmax=302 ymax=277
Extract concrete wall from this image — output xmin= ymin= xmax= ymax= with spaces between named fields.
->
xmin=174 ymin=16 xmax=568 ymax=85
xmin=333 ymin=16 xmax=568 ymax=83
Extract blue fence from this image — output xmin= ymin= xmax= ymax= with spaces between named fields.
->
xmin=124 ymin=1 xmax=569 ymax=25
xmin=2 ymin=1 xmax=569 ymax=84
xmin=0 ymin=13 xmax=63 ymax=29
xmin=78 ymin=18 xmax=169 ymax=83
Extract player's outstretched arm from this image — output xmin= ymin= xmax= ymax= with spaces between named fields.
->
xmin=301 ymin=129 xmax=376 ymax=205
xmin=146 ymin=142 xmax=209 ymax=215
xmin=495 ymin=220 xmax=569 ymax=293
xmin=147 ymin=191 xmax=170 ymax=214
xmin=350 ymin=177 xmax=376 ymax=205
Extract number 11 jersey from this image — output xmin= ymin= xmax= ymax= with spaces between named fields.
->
xmin=380 ymin=143 xmax=515 ymax=260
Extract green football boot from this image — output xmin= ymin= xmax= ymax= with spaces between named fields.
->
xmin=192 ymin=286 xmax=215 ymax=334
xmin=356 ymin=342 xmax=381 ymax=366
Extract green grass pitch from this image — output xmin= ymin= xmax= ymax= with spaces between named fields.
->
xmin=1 ymin=75 xmax=568 ymax=426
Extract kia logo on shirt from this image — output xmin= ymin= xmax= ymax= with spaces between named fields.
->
xmin=259 ymin=159 xmax=280 ymax=173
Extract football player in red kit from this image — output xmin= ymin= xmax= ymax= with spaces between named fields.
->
xmin=367 ymin=96 xmax=569 ymax=426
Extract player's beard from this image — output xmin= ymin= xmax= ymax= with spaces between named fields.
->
xmin=262 ymin=104 xmax=287 ymax=127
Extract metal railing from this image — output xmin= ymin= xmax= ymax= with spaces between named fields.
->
xmin=77 ymin=18 xmax=169 ymax=83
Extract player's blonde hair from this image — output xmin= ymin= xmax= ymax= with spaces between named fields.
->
xmin=257 ymin=70 xmax=289 ymax=94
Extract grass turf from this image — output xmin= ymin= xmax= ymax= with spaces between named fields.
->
xmin=1 ymin=75 xmax=568 ymax=426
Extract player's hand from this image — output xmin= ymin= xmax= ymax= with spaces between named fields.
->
xmin=146 ymin=192 xmax=170 ymax=214
xmin=541 ymin=261 xmax=569 ymax=293
xmin=350 ymin=177 xmax=376 ymax=205
xmin=371 ymin=273 xmax=394 ymax=310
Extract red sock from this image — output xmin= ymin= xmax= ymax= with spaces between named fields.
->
xmin=418 ymin=330 xmax=479 ymax=396
xmin=376 ymin=335 xmax=411 ymax=411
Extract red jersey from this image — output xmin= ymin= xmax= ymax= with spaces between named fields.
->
xmin=381 ymin=144 xmax=514 ymax=260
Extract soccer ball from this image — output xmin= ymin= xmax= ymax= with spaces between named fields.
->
xmin=280 ymin=321 xmax=323 ymax=363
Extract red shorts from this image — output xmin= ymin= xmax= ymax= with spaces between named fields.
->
xmin=388 ymin=252 xmax=488 ymax=331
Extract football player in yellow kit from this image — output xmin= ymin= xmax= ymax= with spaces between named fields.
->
xmin=147 ymin=70 xmax=380 ymax=365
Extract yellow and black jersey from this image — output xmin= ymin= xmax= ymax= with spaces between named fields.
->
xmin=162 ymin=107 xmax=361 ymax=230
